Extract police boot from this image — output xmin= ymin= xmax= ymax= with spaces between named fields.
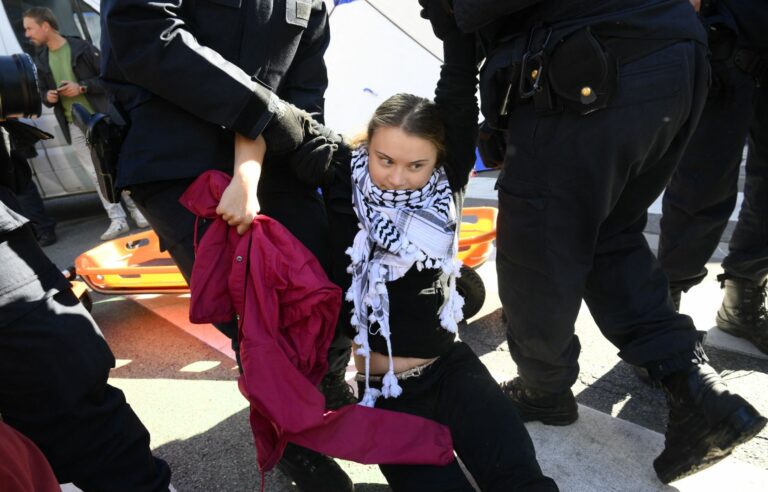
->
xmin=500 ymin=378 xmax=578 ymax=426
xmin=319 ymin=367 xmax=357 ymax=410
xmin=654 ymin=363 xmax=766 ymax=484
xmin=715 ymin=275 xmax=768 ymax=355
xmin=277 ymin=443 xmax=354 ymax=492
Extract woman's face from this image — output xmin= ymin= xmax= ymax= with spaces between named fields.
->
xmin=368 ymin=126 xmax=438 ymax=191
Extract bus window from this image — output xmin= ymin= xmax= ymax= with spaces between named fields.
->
xmin=2 ymin=0 xmax=100 ymax=55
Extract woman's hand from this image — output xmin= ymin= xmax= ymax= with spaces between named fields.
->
xmin=216 ymin=134 xmax=266 ymax=234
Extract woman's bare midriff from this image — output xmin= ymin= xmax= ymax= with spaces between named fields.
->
xmin=353 ymin=344 xmax=437 ymax=375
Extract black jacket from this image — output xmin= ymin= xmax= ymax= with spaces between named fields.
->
xmin=100 ymin=0 xmax=330 ymax=187
xmin=454 ymin=0 xmax=706 ymax=43
xmin=33 ymin=36 xmax=108 ymax=144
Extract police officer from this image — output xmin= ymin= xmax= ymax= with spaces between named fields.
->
xmin=420 ymin=0 xmax=766 ymax=484
xmin=659 ymin=0 xmax=768 ymax=354
xmin=0 ymin=120 xmax=172 ymax=491
xmin=100 ymin=1 xmax=353 ymax=490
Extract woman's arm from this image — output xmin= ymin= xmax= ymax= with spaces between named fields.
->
xmin=216 ymin=134 xmax=265 ymax=235
xmin=434 ymin=30 xmax=480 ymax=191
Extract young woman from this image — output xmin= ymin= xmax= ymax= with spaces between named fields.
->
xmin=323 ymin=92 xmax=559 ymax=492
xmin=279 ymin=22 xmax=558 ymax=489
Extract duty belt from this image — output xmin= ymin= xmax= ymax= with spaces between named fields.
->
xmin=516 ymin=24 xmax=677 ymax=114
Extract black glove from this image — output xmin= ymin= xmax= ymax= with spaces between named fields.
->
xmin=477 ymin=121 xmax=505 ymax=170
xmin=261 ymin=100 xmax=314 ymax=155
xmin=289 ymin=135 xmax=337 ymax=187
xmin=418 ymin=0 xmax=458 ymax=40
xmin=289 ymin=118 xmax=351 ymax=188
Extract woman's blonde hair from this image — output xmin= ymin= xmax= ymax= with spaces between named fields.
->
xmin=355 ymin=93 xmax=446 ymax=164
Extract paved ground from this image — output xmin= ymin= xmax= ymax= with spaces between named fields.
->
xmin=43 ymin=168 xmax=766 ymax=491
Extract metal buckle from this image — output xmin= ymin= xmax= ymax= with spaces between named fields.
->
xmin=519 ymin=28 xmax=552 ymax=100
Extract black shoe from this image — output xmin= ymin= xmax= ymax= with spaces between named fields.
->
xmin=37 ymin=230 xmax=57 ymax=246
xmin=277 ymin=443 xmax=354 ymax=492
xmin=319 ymin=368 xmax=357 ymax=410
xmin=654 ymin=364 xmax=767 ymax=484
xmin=500 ymin=377 xmax=578 ymax=426
xmin=715 ymin=275 xmax=768 ymax=354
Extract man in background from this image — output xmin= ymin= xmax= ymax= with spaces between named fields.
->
xmin=23 ymin=7 xmax=148 ymax=240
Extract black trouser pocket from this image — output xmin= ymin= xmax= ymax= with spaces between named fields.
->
xmin=496 ymin=183 xmax=549 ymax=274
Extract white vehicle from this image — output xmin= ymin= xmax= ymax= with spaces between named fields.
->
xmin=0 ymin=0 xmax=101 ymax=198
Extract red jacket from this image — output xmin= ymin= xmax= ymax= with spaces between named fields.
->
xmin=181 ymin=171 xmax=454 ymax=472
xmin=0 ymin=422 xmax=60 ymax=492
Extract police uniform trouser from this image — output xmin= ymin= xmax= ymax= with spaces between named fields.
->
xmin=497 ymin=41 xmax=709 ymax=392
xmin=659 ymin=64 xmax=768 ymax=290
xmin=723 ymin=82 xmax=768 ymax=280
xmin=0 ymin=223 xmax=171 ymax=491
xmin=127 ymin=161 xmax=353 ymax=374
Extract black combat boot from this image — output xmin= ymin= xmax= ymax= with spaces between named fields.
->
xmin=277 ymin=443 xmax=354 ymax=492
xmin=500 ymin=378 xmax=578 ymax=426
xmin=318 ymin=367 xmax=357 ymax=410
xmin=654 ymin=363 xmax=766 ymax=484
xmin=715 ymin=275 xmax=768 ymax=354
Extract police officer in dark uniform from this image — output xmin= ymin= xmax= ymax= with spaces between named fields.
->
xmin=100 ymin=1 xmax=353 ymax=490
xmin=420 ymin=0 xmax=766 ymax=484
xmin=0 ymin=120 xmax=171 ymax=491
xmin=659 ymin=0 xmax=768 ymax=353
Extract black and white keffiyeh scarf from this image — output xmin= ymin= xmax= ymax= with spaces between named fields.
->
xmin=345 ymin=146 xmax=464 ymax=407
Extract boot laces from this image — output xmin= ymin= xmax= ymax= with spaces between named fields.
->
xmin=745 ymin=281 xmax=768 ymax=322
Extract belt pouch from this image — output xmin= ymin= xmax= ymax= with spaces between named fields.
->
xmin=548 ymin=27 xmax=617 ymax=115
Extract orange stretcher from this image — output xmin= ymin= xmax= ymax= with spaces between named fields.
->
xmin=73 ymin=206 xmax=498 ymax=318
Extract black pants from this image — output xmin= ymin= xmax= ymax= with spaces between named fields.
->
xmin=358 ymin=342 xmax=558 ymax=492
xmin=127 ymin=163 xmax=352 ymax=373
xmin=0 ymin=225 xmax=170 ymax=491
xmin=15 ymin=179 xmax=56 ymax=237
xmin=659 ymin=64 xmax=768 ymax=289
xmin=497 ymin=41 xmax=709 ymax=392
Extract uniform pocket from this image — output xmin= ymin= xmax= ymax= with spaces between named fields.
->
xmin=613 ymin=58 xmax=683 ymax=108
xmin=496 ymin=183 xmax=549 ymax=275
xmin=286 ymin=0 xmax=312 ymax=28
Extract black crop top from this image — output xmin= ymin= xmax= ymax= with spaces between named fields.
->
xmin=367 ymin=265 xmax=457 ymax=359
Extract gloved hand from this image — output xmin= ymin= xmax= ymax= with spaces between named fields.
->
xmin=477 ymin=121 xmax=505 ymax=170
xmin=260 ymin=99 xmax=313 ymax=155
xmin=289 ymin=135 xmax=337 ymax=187
xmin=289 ymin=118 xmax=351 ymax=188
xmin=418 ymin=0 xmax=458 ymax=40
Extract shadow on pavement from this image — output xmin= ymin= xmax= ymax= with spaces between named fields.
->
xmin=154 ymin=407 xmax=393 ymax=492
xmin=459 ymin=307 xmax=507 ymax=358
xmin=575 ymin=361 xmax=668 ymax=434
xmin=95 ymin=296 xmax=239 ymax=381
xmin=706 ymin=344 xmax=768 ymax=377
